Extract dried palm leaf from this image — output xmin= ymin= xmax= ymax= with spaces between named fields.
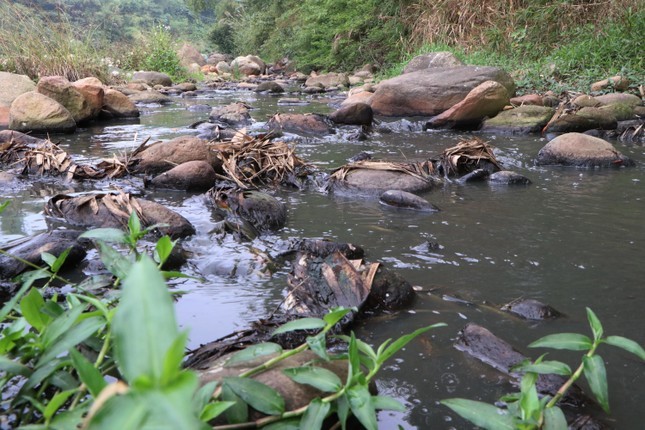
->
xmin=438 ymin=137 xmax=502 ymax=176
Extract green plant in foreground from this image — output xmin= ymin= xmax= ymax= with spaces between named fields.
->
xmin=442 ymin=308 xmax=645 ymax=430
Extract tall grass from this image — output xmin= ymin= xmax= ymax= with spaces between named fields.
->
xmin=0 ymin=1 xmax=110 ymax=82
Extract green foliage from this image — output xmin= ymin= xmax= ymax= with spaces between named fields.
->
xmin=443 ymin=307 xmax=645 ymax=429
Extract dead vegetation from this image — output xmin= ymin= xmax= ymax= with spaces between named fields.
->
xmin=438 ymin=137 xmax=501 ymax=176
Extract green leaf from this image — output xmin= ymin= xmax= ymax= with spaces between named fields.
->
xmin=272 ymin=317 xmax=326 ymax=335
xmin=221 ymin=382 xmax=248 ymax=424
xmin=262 ymin=419 xmax=301 ymax=430
xmin=378 ymin=323 xmax=446 ymax=365
xmin=283 ymin=366 xmax=342 ymax=392
xmin=307 ymin=332 xmax=329 ymax=361
xmin=161 ymin=332 xmax=188 ymax=386
xmin=20 ymin=288 xmax=48 ymax=332
xmin=224 ymin=343 xmax=283 ymax=367
xmin=69 ymin=348 xmax=107 ymax=398
xmin=128 ymin=211 xmax=142 ymax=238
xmin=322 ymin=307 xmax=354 ymax=326
xmin=113 ymin=256 xmax=179 ymax=385
xmin=605 ymin=336 xmax=645 ymax=360
xmin=300 ymin=398 xmax=330 ymax=430
xmin=154 ymin=236 xmax=176 ymax=266
xmin=586 ymin=308 xmax=604 ymax=341
xmin=519 ymin=372 xmax=541 ymax=421
xmin=140 ymin=372 xmax=203 ymax=430
xmin=543 ymin=406 xmax=568 ymax=430
xmin=38 ymin=316 xmax=104 ymax=366
xmin=441 ymin=399 xmax=515 ymax=430
xmin=86 ymin=392 xmax=148 ymax=430
xmin=200 ymin=401 xmax=235 ymax=422
xmin=80 ymin=228 xmax=128 ymax=244
xmin=193 ymin=381 xmax=218 ymax=414
xmin=337 ymin=394 xmax=350 ymax=430
xmin=347 ymin=383 xmax=377 ymax=430
xmin=44 ymin=388 xmax=76 ymax=421
xmin=223 ymin=377 xmax=285 ymax=416
xmin=348 ymin=332 xmax=361 ymax=380
xmin=50 ymin=248 xmax=72 ymax=273
xmin=97 ymin=241 xmax=132 ymax=279
xmin=0 ymin=201 xmax=9 ymax=213
xmin=514 ymin=360 xmax=572 ymax=376
xmin=372 ymin=395 xmax=406 ymax=412
xmin=529 ymin=333 xmax=593 ymax=351
xmin=0 ymin=279 xmax=34 ymax=323
xmin=40 ymin=252 xmax=57 ymax=270
xmin=0 ymin=355 xmax=32 ymax=377
xmin=336 ymin=335 xmax=377 ymax=362
xmin=583 ymin=355 xmax=609 ymax=413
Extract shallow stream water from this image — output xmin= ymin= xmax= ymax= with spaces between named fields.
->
xmin=1 ymin=88 xmax=644 ymax=429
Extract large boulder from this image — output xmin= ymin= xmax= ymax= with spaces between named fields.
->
xmin=0 ymin=72 xmax=36 ymax=107
xmin=545 ymin=108 xmax=617 ymax=133
xmin=177 ymin=43 xmax=205 ymax=68
xmin=145 ymin=160 xmax=216 ymax=191
xmin=231 ymin=55 xmax=265 ymax=76
xmin=9 ymin=91 xmax=76 ymax=133
xmin=403 ymin=52 xmax=464 ymax=74
xmin=128 ymin=90 xmax=173 ymax=105
xmin=426 ymin=80 xmax=510 ymax=129
xmin=207 ymin=53 xmax=231 ymax=65
xmin=130 ymin=136 xmax=221 ymax=174
xmin=71 ymin=79 xmax=105 ymax=119
xmin=102 ymin=88 xmax=140 ymax=118
xmin=305 ymin=72 xmax=349 ymax=89
xmin=481 ymin=105 xmax=555 ymax=134
xmin=253 ymin=81 xmax=285 ymax=93
xmin=370 ymin=66 xmax=515 ymax=116
xmin=36 ymin=76 xmax=95 ymax=123
xmin=209 ymin=102 xmax=252 ymax=126
xmin=329 ymin=102 xmax=373 ymax=126
xmin=132 ymin=71 xmax=172 ymax=87
xmin=536 ymin=132 xmax=634 ymax=167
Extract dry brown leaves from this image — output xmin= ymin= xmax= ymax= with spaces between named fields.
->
xmin=45 ymin=191 xmax=147 ymax=227
xmin=439 ymin=137 xmax=501 ymax=176
xmin=209 ymin=129 xmax=311 ymax=188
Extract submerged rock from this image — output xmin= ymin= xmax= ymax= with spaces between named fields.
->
xmin=488 ymin=170 xmax=532 ymax=185
xmin=128 ymin=90 xmax=173 ymax=105
xmin=536 ymin=133 xmax=634 ymax=167
xmin=501 ymin=298 xmax=562 ymax=320
xmin=379 ymin=189 xmax=439 ymax=212
xmin=207 ymin=187 xmax=287 ymax=233
xmin=145 ymin=160 xmax=216 ymax=191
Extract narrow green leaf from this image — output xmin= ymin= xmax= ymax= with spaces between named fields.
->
xmin=0 ymin=355 xmax=32 ymax=377
xmin=262 ymin=419 xmax=300 ymax=430
xmin=23 ymin=358 xmax=65 ymax=392
xmin=372 ymin=395 xmax=406 ymax=412
xmin=50 ymin=248 xmax=72 ymax=273
xmin=519 ymin=373 xmax=541 ymax=421
xmin=86 ymin=392 xmax=148 ymax=430
xmin=543 ymin=406 xmax=568 ymax=430
xmin=161 ymin=332 xmax=189 ymax=386
xmin=337 ymin=394 xmax=350 ymax=430
xmin=200 ymin=401 xmax=235 ymax=422
xmin=0 ymin=201 xmax=9 ymax=213
xmin=72 ymin=294 xmax=111 ymax=322
xmin=40 ymin=252 xmax=57 ymax=270
xmin=222 ymin=383 xmax=248 ymax=424
xmin=272 ymin=317 xmax=326 ymax=335
xmin=44 ymin=388 xmax=76 ymax=421
xmin=348 ymin=332 xmax=361 ymax=380
xmin=141 ymin=372 xmax=203 ymax=430
xmin=128 ymin=211 xmax=142 ymax=237
xmin=96 ymin=241 xmax=131 ymax=279
xmin=529 ymin=333 xmax=593 ymax=351
xmin=224 ymin=343 xmax=283 ymax=367
xmin=80 ymin=228 xmax=128 ymax=244
xmin=154 ymin=235 xmax=175 ymax=266
xmin=515 ymin=360 xmax=572 ymax=376
xmin=0 ymin=279 xmax=34 ymax=323
xmin=605 ymin=336 xmax=645 ymax=360
xmin=69 ymin=349 xmax=107 ymax=398
xmin=378 ymin=323 xmax=446 ymax=365
xmin=307 ymin=332 xmax=329 ymax=361
xmin=193 ymin=380 xmax=218 ymax=414
xmin=20 ymin=288 xmax=48 ymax=332
xmin=347 ymin=383 xmax=377 ymax=430
xmin=38 ymin=316 xmax=104 ymax=366
xmin=113 ymin=256 xmax=179 ymax=385
xmin=322 ymin=307 xmax=354 ymax=326
xmin=441 ymin=399 xmax=515 ymax=430
xmin=583 ymin=355 xmax=610 ymax=413
xmin=224 ymin=377 xmax=285 ymax=416
xmin=336 ymin=335 xmax=377 ymax=361
xmin=586 ymin=308 xmax=604 ymax=341
xmin=283 ymin=366 xmax=342 ymax=392
xmin=41 ymin=301 xmax=85 ymax=347
xmin=300 ymin=398 xmax=330 ymax=430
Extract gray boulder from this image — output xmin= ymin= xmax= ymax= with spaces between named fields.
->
xmin=481 ymin=105 xmax=555 ymax=134
xmin=9 ymin=91 xmax=76 ymax=133
xmin=253 ymin=81 xmax=285 ymax=93
xmin=379 ymin=189 xmax=439 ymax=211
xmin=370 ymin=66 xmax=515 ymax=116
xmin=132 ymin=71 xmax=172 ymax=87
xmin=267 ymin=113 xmax=334 ymax=135
xmin=128 ymin=90 xmax=173 ymax=105
xmin=0 ymin=72 xmax=36 ymax=107
xmin=305 ymin=72 xmax=350 ymax=89
xmin=209 ymin=102 xmax=252 ymax=126
xmin=536 ymin=132 xmax=634 ymax=167
xmin=36 ymin=76 xmax=95 ymax=123
xmin=488 ymin=170 xmax=532 ymax=185
xmin=341 ymin=169 xmax=435 ymax=193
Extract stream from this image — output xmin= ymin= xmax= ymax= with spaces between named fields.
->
xmin=1 ymin=86 xmax=644 ymax=429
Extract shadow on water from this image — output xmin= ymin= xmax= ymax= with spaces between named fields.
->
xmin=1 ymin=88 xmax=644 ymax=429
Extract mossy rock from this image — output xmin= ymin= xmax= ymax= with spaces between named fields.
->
xmin=481 ymin=105 xmax=555 ymax=134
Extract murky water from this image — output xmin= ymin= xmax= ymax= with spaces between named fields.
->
xmin=1 ymin=88 xmax=644 ymax=429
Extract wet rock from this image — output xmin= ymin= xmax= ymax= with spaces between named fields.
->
xmin=0 ymin=71 xmax=36 ymax=108
xmin=340 ymin=168 xmax=435 ymax=193
xmin=366 ymin=265 xmax=416 ymax=312
xmin=0 ymin=229 xmax=87 ymax=278
xmin=329 ymin=102 xmax=373 ymax=126
xmin=379 ymin=190 xmax=439 ymax=212
xmin=426 ymin=80 xmax=510 ymax=129
xmin=403 ymin=52 xmax=464 ymax=74
xmin=132 ymin=71 xmax=172 ymax=87
xmin=618 ymin=120 xmax=645 ymax=144
xmin=488 ymin=170 xmax=532 ymax=185
xmin=510 ymin=94 xmax=544 ymax=106
xmin=340 ymin=90 xmax=374 ymax=108
xmin=174 ymin=82 xmax=198 ymax=92
xmin=130 ymin=136 xmax=221 ymax=175
xmin=283 ymin=238 xmax=365 ymax=260
xmin=536 ymin=132 xmax=634 ymax=168
xmin=128 ymin=90 xmax=173 ymax=105
xmin=576 ymin=107 xmax=618 ymax=129
xmin=101 ymin=88 xmax=140 ymax=118
xmin=9 ymin=91 xmax=76 ymax=133
xmin=370 ymin=66 xmax=515 ymax=117
xmin=591 ymin=75 xmax=629 ymax=92
xmin=501 ymin=298 xmax=562 ymax=320
xmin=457 ymin=168 xmax=490 ymax=183
xmin=253 ymin=81 xmax=284 ymax=93
xmin=145 ymin=160 xmax=216 ymax=191
xmin=209 ymin=102 xmax=252 ymax=126
xmin=267 ymin=113 xmax=334 ymax=135
xmin=481 ymin=105 xmax=555 ymax=134
xmin=45 ymin=193 xmax=195 ymax=239
xmin=544 ymin=110 xmax=611 ymax=134
xmin=305 ymin=72 xmax=349 ymax=89
xmin=207 ymin=187 xmax=287 ymax=233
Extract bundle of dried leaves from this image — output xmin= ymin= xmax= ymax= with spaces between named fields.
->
xmin=438 ymin=137 xmax=501 ymax=176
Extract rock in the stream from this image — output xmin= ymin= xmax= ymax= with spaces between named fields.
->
xmin=481 ymin=105 xmax=555 ymax=134
xmin=253 ymin=81 xmax=285 ymax=93
xmin=128 ymin=90 xmax=173 ymax=105
xmin=207 ymin=187 xmax=287 ymax=233
xmin=231 ymin=55 xmax=266 ymax=76
xmin=36 ymin=76 xmax=96 ymax=124
xmin=488 ymin=170 xmax=532 ymax=185
xmin=536 ymin=132 xmax=634 ymax=168
xmin=332 ymin=161 xmax=438 ymax=194
xmin=101 ymin=88 xmax=140 ymax=118
xmin=45 ymin=193 xmax=195 ymax=239
xmin=501 ymin=298 xmax=562 ymax=320
xmin=379 ymin=189 xmax=439 ymax=212
xmin=329 ymin=102 xmax=373 ymax=126
xmin=209 ymin=102 xmax=252 ymax=126
xmin=305 ymin=72 xmax=349 ymax=89
xmin=366 ymin=265 xmax=416 ymax=312
xmin=9 ymin=91 xmax=76 ymax=133
xmin=132 ymin=71 xmax=172 ymax=87
xmin=0 ymin=230 xmax=87 ymax=278
xmin=130 ymin=136 xmax=222 ymax=175
xmin=0 ymin=72 xmax=36 ymax=108
xmin=267 ymin=113 xmax=334 ymax=135
xmin=281 ymin=238 xmax=365 ymax=260
xmin=145 ymin=160 xmax=216 ymax=191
